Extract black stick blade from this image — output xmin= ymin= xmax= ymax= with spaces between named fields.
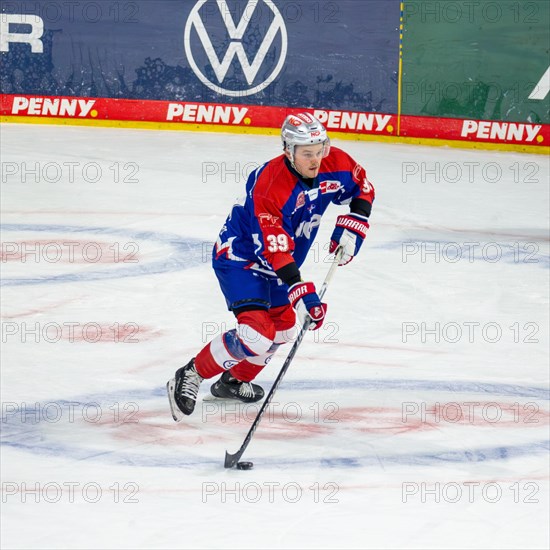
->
xmin=224 ymin=450 xmax=242 ymax=469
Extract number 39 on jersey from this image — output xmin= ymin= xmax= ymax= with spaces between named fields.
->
xmin=266 ymin=233 xmax=290 ymax=252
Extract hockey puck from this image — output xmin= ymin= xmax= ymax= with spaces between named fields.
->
xmin=236 ymin=461 xmax=254 ymax=470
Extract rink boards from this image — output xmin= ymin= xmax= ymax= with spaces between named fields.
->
xmin=1 ymin=0 xmax=549 ymax=151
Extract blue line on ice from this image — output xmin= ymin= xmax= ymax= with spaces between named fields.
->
xmin=2 ymin=438 xmax=548 ymax=470
xmin=0 ymin=223 xmax=207 ymax=286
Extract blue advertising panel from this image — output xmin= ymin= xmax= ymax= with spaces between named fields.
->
xmin=1 ymin=0 xmax=400 ymax=113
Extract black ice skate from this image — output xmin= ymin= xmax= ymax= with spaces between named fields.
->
xmin=210 ymin=371 xmax=265 ymax=403
xmin=166 ymin=358 xmax=204 ymax=421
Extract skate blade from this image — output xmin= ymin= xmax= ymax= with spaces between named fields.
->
xmin=166 ymin=378 xmax=184 ymax=422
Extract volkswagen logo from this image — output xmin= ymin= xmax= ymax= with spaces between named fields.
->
xmin=184 ymin=0 xmax=288 ymax=97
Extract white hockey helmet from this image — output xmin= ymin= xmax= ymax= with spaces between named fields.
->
xmin=281 ymin=113 xmax=330 ymax=161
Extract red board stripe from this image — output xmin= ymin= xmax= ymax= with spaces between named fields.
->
xmin=1 ymin=94 xmax=547 ymax=148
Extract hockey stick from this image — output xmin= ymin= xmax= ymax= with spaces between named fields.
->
xmin=224 ymin=245 xmax=345 ymax=468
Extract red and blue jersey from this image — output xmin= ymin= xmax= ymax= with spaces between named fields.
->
xmin=213 ymin=146 xmax=375 ymax=277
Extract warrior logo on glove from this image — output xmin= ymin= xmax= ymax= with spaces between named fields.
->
xmin=329 ymin=213 xmax=370 ymax=266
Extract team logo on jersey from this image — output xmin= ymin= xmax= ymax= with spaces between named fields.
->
xmin=258 ymin=212 xmax=280 ymax=227
xmin=184 ymin=0 xmax=288 ymax=97
xmin=295 ymin=192 xmax=305 ymax=209
xmin=319 ymin=180 xmax=341 ymax=194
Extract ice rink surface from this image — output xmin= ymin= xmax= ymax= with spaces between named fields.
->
xmin=1 ymin=123 xmax=549 ymax=549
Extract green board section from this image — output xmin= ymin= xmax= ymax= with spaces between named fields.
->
xmin=402 ymin=0 xmax=550 ymax=123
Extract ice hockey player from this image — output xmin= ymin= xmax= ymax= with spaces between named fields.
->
xmin=167 ymin=112 xmax=375 ymax=421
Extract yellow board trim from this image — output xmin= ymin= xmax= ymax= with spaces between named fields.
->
xmin=1 ymin=115 xmax=548 ymax=155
